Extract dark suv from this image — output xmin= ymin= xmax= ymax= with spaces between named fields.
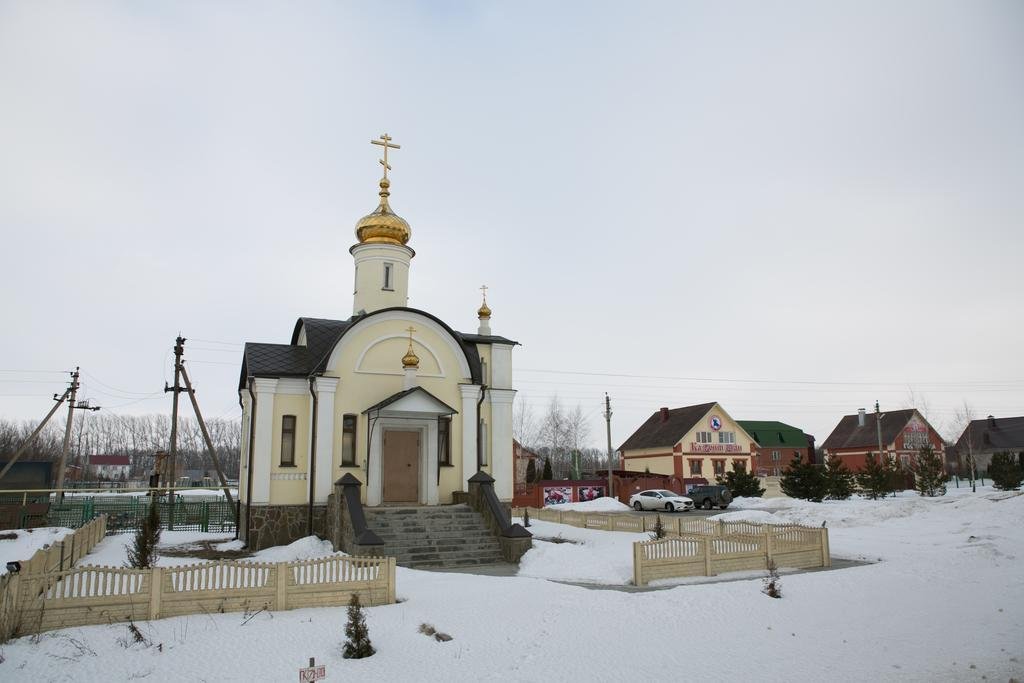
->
xmin=687 ymin=485 xmax=732 ymax=510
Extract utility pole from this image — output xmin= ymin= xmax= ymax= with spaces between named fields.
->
xmin=165 ymin=336 xmax=185 ymax=526
xmin=604 ymin=393 xmax=614 ymax=499
xmin=875 ymin=400 xmax=885 ymax=460
xmin=0 ymin=384 xmax=73 ymax=481
xmin=55 ymin=368 xmax=101 ymax=501
xmin=179 ymin=363 xmax=234 ymax=505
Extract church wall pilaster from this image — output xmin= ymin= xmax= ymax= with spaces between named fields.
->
xmin=251 ymin=378 xmax=278 ymax=505
xmin=459 ymin=384 xmax=481 ymax=490
xmin=489 ymin=388 xmax=516 ymax=501
xmin=313 ymin=376 xmax=339 ymax=503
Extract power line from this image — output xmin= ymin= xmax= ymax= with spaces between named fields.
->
xmin=515 ymin=367 xmax=1024 ymax=388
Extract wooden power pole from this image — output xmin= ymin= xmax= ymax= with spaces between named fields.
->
xmin=54 ymin=368 xmax=101 ymax=500
xmin=604 ymin=393 xmax=614 ymax=499
xmin=164 ymin=337 xmax=185 ymax=527
xmin=179 ymin=364 xmax=234 ymax=504
xmin=0 ymin=384 xmax=73 ymax=482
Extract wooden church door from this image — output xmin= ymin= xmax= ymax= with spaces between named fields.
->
xmin=383 ymin=430 xmax=419 ymax=503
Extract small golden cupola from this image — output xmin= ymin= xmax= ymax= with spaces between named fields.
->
xmin=401 ymin=326 xmax=420 ymax=369
xmin=401 ymin=326 xmax=419 ymax=390
xmin=477 ymin=285 xmax=492 ymax=335
xmin=355 ymin=134 xmax=411 ymax=246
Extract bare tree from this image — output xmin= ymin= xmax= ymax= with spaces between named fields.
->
xmin=512 ymin=396 xmax=541 ymax=449
xmin=903 ymin=386 xmax=933 ymax=424
xmin=951 ymin=401 xmax=978 ymax=492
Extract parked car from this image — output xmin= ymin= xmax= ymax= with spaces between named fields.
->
xmin=629 ymin=489 xmax=694 ymax=512
xmin=686 ymin=485 xmax=733 ymax=510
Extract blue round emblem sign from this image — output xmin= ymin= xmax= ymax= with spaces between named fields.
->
xmin=709 ymin=415 xmax=722 ymax=431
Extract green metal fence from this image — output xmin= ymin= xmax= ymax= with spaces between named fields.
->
xmin=44 ymin=496 xmax=237 ymax=534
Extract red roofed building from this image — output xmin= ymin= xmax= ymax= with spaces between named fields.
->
xmin=821 ymin=407 xmax=944 ymax=472
xmin=88 ymin=454 xmax=131 ymax=480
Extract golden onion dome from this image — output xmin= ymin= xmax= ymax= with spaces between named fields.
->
xmin=401 ymin=341 xmax=420 ymax=369
xmin=477 ymin=301 xmax=491 ymax=318
xmin=355 ymin=178 xmax=411 ymax=246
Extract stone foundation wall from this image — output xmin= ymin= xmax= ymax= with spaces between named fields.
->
xmin=240 ymin=504 xmax=327 ymax=551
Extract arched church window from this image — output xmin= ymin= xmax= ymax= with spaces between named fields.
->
xmin=382 ymin=262 xmax=394 ymax=291
xmin=341 ymin=414 xmax=357 ymax=466
xmin=280 ymin=415 xmax=296 ymax=467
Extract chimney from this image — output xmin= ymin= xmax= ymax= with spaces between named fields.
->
xmin=988 ymin=415 xmax=995 ymax=427
xmin=857 ymin=408 xmax=866 ymax=427
xmin=660 ymin=407 xmax=670 ymax=422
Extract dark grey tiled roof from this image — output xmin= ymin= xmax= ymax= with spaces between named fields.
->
xmin=956 ymin=416 xmax=1024 ymax=452
xmin=239 ymin=308 xmax=487 ymax=389
xmin=618 ymin=403 xmax=717 ymax=452
xmin=458 ymin=332 xmax=520 ymax=346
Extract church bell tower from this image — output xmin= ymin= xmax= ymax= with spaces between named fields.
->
xmin=350 ymin=133 xmax=414 ymax=315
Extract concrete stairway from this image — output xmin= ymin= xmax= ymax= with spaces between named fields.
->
xmin=363 ymin=504 xmax=505 ymax=569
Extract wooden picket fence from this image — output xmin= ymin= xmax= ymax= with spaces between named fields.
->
xmin=0 ymin=517 xmax=396 ymax=640
xmin=512 ymin=507 xmax=830 ymax=586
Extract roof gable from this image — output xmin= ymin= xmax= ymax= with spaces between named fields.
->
xmin=618 ymin=402 xmax=717 ymax=452
xmin=821 ymin=409 xmax=922 ymax=450
xmin=362 ymin=386 xmax=458 ymax=416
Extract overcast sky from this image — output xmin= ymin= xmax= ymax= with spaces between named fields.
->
xmin=1 ymin=1 xmax=1022 ymax=449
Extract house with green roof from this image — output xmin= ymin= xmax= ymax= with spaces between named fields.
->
xmin=735 ymin=421 xmax=814 ymax=476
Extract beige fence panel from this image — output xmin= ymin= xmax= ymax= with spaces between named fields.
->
xmin=720 ymin=521 xmax=765 ymax=537
xmin=633 ymin=536 xmax=708 ymax=586
xmin=678 ymin=517 xmax=719 ymax=536
xmin=610 ymin=516 xmax=644 ymax=532
xmin=1 ymin=552 xmax=397 ymax=639
xmin=634 ymin=527 xmax=830 ymax=586
xmin=32 ymin=565 xmax=151 ymax=632
xmin=583 ymin=515 xmax=611 ymax=531
xmin=711 ymin=534 xmax=766 ymax=574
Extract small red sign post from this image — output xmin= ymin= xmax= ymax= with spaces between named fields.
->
xmin=299 ymin=657 xmax=326 ymax=682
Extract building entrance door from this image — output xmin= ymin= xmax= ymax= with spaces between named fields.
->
xmin=382 ymin=430 xmax=419 ymax=503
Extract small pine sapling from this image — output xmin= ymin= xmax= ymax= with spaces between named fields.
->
xmin=762 ymin=559 xmax=782 ymax=599
xmin=856 ymin=452 xmax=891 ymax=500
xmin=912 ymin=445 xmax=947 ymax=497
xmin=717 ymin=461 xmax=766 ymax=498
xmin=988 ymin=452 xmax=1024 ymax=491
xmin=342 ymin=593 xmax=375 ymax=659
xmin=650 ymin=514 xmax=666 ymax=540
xmin=126 ymin=501 xmax=162 ymax=569
xmin=823 ymin=455 xmax=855 ymax=500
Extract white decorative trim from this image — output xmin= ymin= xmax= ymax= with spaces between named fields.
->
xmin=326 ymin=310 xmax=472 ymax=380
xmin=271 ymin=472 xmax=308 ymax=481
xmin=354 ymin=333 xmax=446 ymax=377
xmin=252 ymin=377 xmax=278 ymax=394
xmin=276 ymin=378 xmax=309 ymax=395
xmin=313 ymin=376 xmax=339 ymax=393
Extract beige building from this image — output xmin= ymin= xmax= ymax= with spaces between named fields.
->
xmin=618 ymin=403 xmax=757 ymax=489
xmin=237 ymin=136 xmax=517 ymax=549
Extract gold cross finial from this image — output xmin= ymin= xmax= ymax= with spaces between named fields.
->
xmin=371 ymin=133 xmax=401 ymax=180
xmin=480 ymin=284 xmax=488 ymax=304
xmin=406 ymin=325 xmax=416 ymax=339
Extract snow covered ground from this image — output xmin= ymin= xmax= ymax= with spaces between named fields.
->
xmin=0 ymin=489 xmax=1020 ymax=681
xmin=80 ymin=531 xmax=337 ymax=567
xmin=0 ymin=527 xmax=73 ymax=575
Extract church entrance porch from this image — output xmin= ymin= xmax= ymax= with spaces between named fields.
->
xmin=382 ymin=430 xmax=420 ymax=503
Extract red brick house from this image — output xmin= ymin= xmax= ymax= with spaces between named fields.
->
xmin=821 ymin=407 xmax=944 ymax=472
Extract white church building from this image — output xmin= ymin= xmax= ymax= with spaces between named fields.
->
xmin=237 ymin=135 xmax=517 ymax=549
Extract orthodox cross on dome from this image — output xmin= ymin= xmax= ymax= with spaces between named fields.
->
xmin=479 ymin=284 xmax=488 ymax=303
xmin=371 ymin=133 xmax=401 ymax=180
xmin=401 ymin=325 xmax=419 ymax=369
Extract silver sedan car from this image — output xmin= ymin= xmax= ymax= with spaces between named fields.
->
xmin=629 ymin=489 xmax=695 ymax=512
